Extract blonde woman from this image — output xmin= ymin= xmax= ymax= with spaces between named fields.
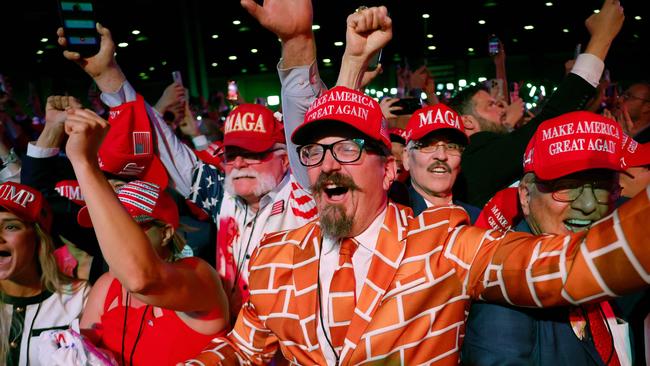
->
xmin=0 ymin=181 xmax=88 ymax=365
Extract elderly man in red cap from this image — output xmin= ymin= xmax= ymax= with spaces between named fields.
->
xmin=401 ymin=104 xmax=481 ymax=220
xmin=463 ymin=112 xmax=640 ymax=365
xmin=56 ymin=22 xmax=318 ymax=323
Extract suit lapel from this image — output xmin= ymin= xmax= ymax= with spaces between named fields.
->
xmin=291 ymin=223 xmax=327 ymax=364
xmin=340 ymin=203 xmax=409 ymax=364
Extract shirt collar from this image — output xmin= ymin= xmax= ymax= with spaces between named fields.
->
xmin=322 ymin=206 xmax=387 ymax=255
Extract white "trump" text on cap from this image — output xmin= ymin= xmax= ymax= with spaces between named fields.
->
xmin=0 ymin=185 xmax=35 ymax=208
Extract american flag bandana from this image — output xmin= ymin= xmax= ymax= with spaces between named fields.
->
xmin=133 ymin=132 xmax=151 ymax=155
xmin=270 ymin=200 xmax=284 ymax=216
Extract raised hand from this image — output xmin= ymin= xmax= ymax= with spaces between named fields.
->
xmin=344 ymin=6 xmax=392 ymax=64
xmin=57 ymin=23 xmax=125 ymax=92
xmin=46 ymin=95 xmax=83 ymax=126
xmin=64 ymin=108 xmax=110 ymax=166
xmin=380 ymin=97 xmax=402 ymax=120
xmin=584 ymin=0 xmax=624 ymax=60
xmin=240 ymin=0 xmax=313 ymax=42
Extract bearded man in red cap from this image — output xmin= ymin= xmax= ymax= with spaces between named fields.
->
xmin=184 ymin=2 xmax=650 ymax=365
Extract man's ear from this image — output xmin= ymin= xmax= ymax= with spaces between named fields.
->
xmin=383 ymin=156 xmax=397 ymax=190
xmin=281 ymin=151 xmax=290 ymax=172
xmin=518 ymin=175 xmax=533 ymax=217
xmin=402 ymin=148 xmax=412 ymax=172
xmin=461 ymin=115 xmax=479 ymax=135
xmin=161 ymin=224 xmax=175 ymax=247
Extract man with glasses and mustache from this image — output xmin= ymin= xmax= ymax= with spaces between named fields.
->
xmin=462 ymin=111 xmax=636 ymax=365
xmin=402 ymin=104 xmax=481 ymax=220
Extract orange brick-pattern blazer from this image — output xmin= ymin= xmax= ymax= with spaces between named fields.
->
xmin=187 ymin=189 xmax=650 ymax=365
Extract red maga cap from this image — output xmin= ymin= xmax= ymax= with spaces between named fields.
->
xmin=98 ymin=95 xmax=168 ymax=189
xmin=77 ymin=180 xmax=179 ymax=229
xmin=523 ymin=111 xmax=623 ymax=180
xmin=223 ymin=104 xmax=285 ymax=152
xmin=405 ymin=104 xmax=468 ymax=145
xmin=388 ymin=127 xmax=408 ymax=143
xmin=292 ymin=86 xmax=390 ymax=150
xmin=474 ymin=187 xmax=522 ymax=232
xmin=620 ymin=134 xmax=650 ymax=169
xmin=0 ymin=182 xmax=52 ymax=232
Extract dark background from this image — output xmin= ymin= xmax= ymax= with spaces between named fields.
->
xmin=2 ymin=0 xmax=648 ymax=109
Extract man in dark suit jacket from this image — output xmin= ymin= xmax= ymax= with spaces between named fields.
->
xmin=462 ymin=111 xmax=633 ymax=365
xmin=449 ymin=1 xmax=624 ymax=208
xmin=617 ymin=82 xmax=650 ymax=143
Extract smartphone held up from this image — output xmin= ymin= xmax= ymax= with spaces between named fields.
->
xmin=488 ymin=34 xmax=500 ymax=56
xmin=58 ymin=1 xmax=100 ymax=57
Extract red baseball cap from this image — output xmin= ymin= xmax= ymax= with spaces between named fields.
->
xmin=78 ymin=180 xmax=179 ymax=229
xmin=0 ymin=182 xmax=52 ymax=232
xmin=292 ymin=86 xmax=390 ymax=150
xmin=620 ymin=134 xmax=650 ymax=169
xmin=98 ymin=95 xmax=168 ymax=189
xmin=223 ymin=104 xmax=285 ymax=153
xmin=405 ymin=104 xmax=468 ymax=145
xmin=55 ymin=180 xmax=85 ymax=206
xmin=523 ymin=111 xmax=623 ymax=180
xmin=388 ymin=128 xmax=408 ymax=144
xmin=474 ymin=187 xmax=522 ymax=232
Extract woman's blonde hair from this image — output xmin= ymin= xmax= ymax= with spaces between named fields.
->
xmin=0 ymin=223 xmax=75 ymax=360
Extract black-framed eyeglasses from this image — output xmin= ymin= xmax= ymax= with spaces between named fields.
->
xmin=410 ymin=141 xmax=465 ymax=156
xmin=297 ymin=138 xmax=371 ymax=167
xmin=534 ymin=179 xmax=621 ymax=204
xmin=222 ymin=148 xmax=284 ymax=166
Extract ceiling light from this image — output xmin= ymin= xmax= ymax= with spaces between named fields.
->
xmin=390 ymin=88 xmax=397 ymax=94
xmin=36 ymin=50 xmax=44 ymax=55
xmin=267 ymin=95 xmax=280 ymax=106
xmin=478 ymin=77 xmax=487 ymax=82
xmin=312 ymin=24 xmax=321 ymax=30
xmin=334 ymin=41 xmax=343 ymax=46
xmin=40 ymin=38 xmax=48 ymax=43
xmin=468 ymin=47 xmax=474 ymax=52
xmin=149 ymin=66 xmax=155 ymax=71
xmin=241 ymin=69 xmax=247 ymax=73
xmin=446 ymin=83 xmax=454 ymax=91
xmin=524 ymin=25 xmax=534 ymax=30
xmin=428 ymin=45 xmax=436 ymax=50
xmin=427 ymin=34 xmax=433 ymax=38
xmin=131 ymin=30 xmax=140 ymax=35
xmin=118 ymin=42 xmax=128 ymax=48
xmin=422 ymin=14 xmax=430 ymax=19
xmin=323 ymin=58 xmax=331 ymax=63
xmin=211 ymin=34 xmax=219 ymax=39
xmin=161 ymin=61 xmax=167 ymax=66
xmin=233 ymin=20 xmax=241 ymax=25
xmin=228 ymin=55 xmax=237 ymax=60
xmin=478 ymin=20 xmax=486 ymax=25
xmin=545 ymin=2 xmax=553 ymax=6
xmin=251 ymin=49 xmax=258 ymax=53
xmin=562 ymin=28 xmax=569 ymax=33
xmin=211 ymin=62 xmax=218 ymax=67
xmin=593 ymin=9 xmax=600 ymax=13
xmin=635 ymin=16 xmax=642 ymax=20
xmin=458 ymin=79 xmax=467 ymax=87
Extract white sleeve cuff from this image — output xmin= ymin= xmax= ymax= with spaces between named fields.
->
xmin=100 ymin=81 xmax=138 ymax=107
xmin=570 ymin=53 xmax=605 ymax=88
xmin=192 ymin=135 xmax=209 ymax=150
xmin=27 ymin=142 xmax=60 ymax=158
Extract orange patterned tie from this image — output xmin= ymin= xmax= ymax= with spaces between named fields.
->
xmin=328 ymin=238 xmax=358 ymax=351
